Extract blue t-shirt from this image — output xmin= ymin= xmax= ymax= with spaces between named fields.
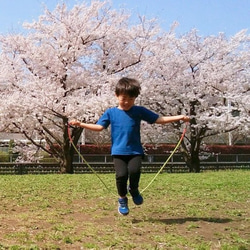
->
xmin=96 ymin=106 xmax=159 ymax=155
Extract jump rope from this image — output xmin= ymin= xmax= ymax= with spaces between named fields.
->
xmin=67 ymin=122 xmax=187 ymax=196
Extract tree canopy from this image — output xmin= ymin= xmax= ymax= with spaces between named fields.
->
xmin=0 ymin=0 xmax=249 ymax=172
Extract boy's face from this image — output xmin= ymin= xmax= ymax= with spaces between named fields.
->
xmin=116 ymin=94 xmax=136 ymax=111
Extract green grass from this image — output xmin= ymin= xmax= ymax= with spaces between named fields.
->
xmin=0 ymin=170 xmax=249 ymax=249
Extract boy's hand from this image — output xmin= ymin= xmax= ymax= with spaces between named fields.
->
xmin=69 ymin=119 xmax=81 ymax=126
xmin=182 ymin=116 xmax=190 ymax=122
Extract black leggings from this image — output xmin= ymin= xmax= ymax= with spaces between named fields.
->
xmin=113 ymin=155 xmax=142 ymax=197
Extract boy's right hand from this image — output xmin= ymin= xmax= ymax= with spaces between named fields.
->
xmin=69 ymin=119 xmax=81 ymax=127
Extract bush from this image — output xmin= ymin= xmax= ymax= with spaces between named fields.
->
xmin=79 ymin=144 xmax=250 ymax=154
xmin=205 ymin=145 xmax=250 ymax=154
xmin=39 ymin=151 xmax=58 ymax=163
xmin=0 ymin=151 xmax=9 ymax=162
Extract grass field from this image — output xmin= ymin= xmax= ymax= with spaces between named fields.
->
xmin=0 ymin=170 xmax=249 ymax=249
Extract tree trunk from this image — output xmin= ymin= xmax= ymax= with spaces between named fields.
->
xmin=188 ymin=151 xmax=200 ymax=173
xmin=61 ymin=124 xmax=83 ymax=174
xmin=60 ymin=153 xmax=73 ymax=174
xmin=61 ymin=151 xmax=74 ymax=174
xmin=180 ymin=145 xmax=201 ymax=173
xmin=187 ymin=100 xmax=202 ymax=173
xmin=180 ymin=118 xmax=202 ymax=173
xmin=60 ymin=123 xmax=73 ymax=173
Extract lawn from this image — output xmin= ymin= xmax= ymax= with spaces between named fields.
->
xmin=0 ymin=170 xmax=249 ymax=249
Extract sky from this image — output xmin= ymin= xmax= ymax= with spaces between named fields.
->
xmin=0 ymin=0 xmax=249 ymax=37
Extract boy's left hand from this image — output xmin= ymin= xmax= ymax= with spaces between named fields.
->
xmin=182 ymin=116 xmax=190 ymax=122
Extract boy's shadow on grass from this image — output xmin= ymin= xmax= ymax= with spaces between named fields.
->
xmin=132 ymin=217 xmax=232 ymax=225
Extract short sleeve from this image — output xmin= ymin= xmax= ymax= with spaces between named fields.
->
xmin=140 ymin=107 xmax=159 ymax=124
xmin=96 ymin=109 xmax=111 ymax=129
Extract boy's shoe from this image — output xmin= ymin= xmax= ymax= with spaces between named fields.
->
xmin=118 ymin=197 xmax=129 ymax=215
xmin=129 ymin=189 xmax=143 ymax=205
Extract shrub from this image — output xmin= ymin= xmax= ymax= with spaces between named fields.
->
xmin=0 ymin=151 xmax=9 ymax=162
xmin=79 ymin=144 xmax=250 ymax=154
xmin=39 ymin=151 xmax=58 ymax=163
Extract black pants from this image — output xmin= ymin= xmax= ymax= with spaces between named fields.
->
xmin=113 ymin=155 xmax=142 ymax=197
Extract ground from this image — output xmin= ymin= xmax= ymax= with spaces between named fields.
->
xmin=0 ymin=196 xmax=249 ymax=249
xmin=0 ymin=173 xmax=249 ymax=249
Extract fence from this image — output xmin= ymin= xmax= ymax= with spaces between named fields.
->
xmin=0 ymin=153 xmax=249 ymax=174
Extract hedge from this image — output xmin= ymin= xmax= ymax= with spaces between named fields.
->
xmin=0 ymin=151 xmax=9 ymax=162
xmin=79 ymin=144 xmax=250 ymax=154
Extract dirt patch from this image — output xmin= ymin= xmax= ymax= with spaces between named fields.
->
xmin=0 ymin=196 xmax=249 ymax=249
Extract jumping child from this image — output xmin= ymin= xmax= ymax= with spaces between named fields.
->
xmin=69 ymin=77 xmax=190 ymax=215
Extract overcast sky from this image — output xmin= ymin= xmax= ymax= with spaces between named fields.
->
xmin=0 ymin=0 xmax=249 ymax=37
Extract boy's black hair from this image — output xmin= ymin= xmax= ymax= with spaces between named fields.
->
xmin=115 ymin=77 xmax=141 ymax=97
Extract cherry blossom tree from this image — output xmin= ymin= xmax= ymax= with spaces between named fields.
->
xmin=0 ymin=1 xmax=160 ymax=173
xmin=0 ymin=1 xmax=249 ymax=174
xmin=138 ymin=29 xmax=249 ymax=172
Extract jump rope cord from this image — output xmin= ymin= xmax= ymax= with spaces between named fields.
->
xmin=67 ymin=123 xmax=187 ymax=195
xmin=67 ymin=124 xmax=114 ymax=194
xmin=140 ymin=124 xmax=187 ymax=193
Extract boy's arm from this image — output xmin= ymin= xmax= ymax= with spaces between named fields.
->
xmin=69 ymin=119 xmax=104 ymax=131
xmin=155 ymin=115 xmax=190 ymax=124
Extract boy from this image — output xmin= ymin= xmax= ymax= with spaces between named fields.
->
xmin=69 ymin=77 xmax=190 ymax=215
